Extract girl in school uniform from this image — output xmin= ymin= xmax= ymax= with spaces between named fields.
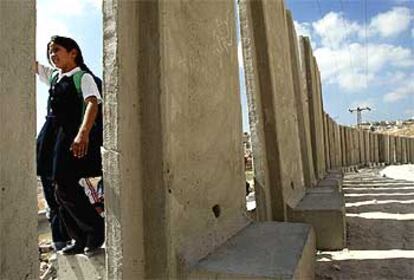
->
xmin=36 ymin=35 xmax=104 ymax=255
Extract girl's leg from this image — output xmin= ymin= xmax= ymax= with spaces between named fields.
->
xmin=40 ymin=176 xmax=70 ymax=247
xmin=55 ymin=174 xmax=104 ymax=251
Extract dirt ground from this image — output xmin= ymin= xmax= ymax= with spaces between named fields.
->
xmin=316 ymin=167 xmax=414 ymax=280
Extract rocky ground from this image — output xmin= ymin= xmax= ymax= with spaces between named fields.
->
xmin=316 ymin=166 xmax=414 ymax=280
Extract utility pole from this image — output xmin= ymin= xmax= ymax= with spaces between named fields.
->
xmin=349 ymin=106 xmax=371 ymax=127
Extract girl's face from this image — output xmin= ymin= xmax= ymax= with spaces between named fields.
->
xmin=48 ymin=42 xmax=77 ymax=72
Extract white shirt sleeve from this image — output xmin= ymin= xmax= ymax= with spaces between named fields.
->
xmin=81 ymin=73 xmax=103 ymax=104
xmin=37 ymin=64 xmax=54 ymax=86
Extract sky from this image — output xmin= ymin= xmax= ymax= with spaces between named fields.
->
xmin=36 ymin=0 xmax=413 ymax=133
xmin=285 ymin=0 xmax=414 ymax=127
xmin=36 ymin=0 xmax=103 ymax=133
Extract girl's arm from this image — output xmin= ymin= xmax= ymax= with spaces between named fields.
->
xmin=70 ymin=96 xmax=99 ymax=158
xmin=35 ymin=62 xmax=54 ymax=86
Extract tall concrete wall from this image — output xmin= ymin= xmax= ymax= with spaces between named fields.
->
xmin=323 ymin=113 xmax=331 ymax=171
xmin=379 ymin=134 xmax=390 ymax=164
xmin=358 ymin=130 xmax=365 ymax=164
xmin=103 ymin=1 xmax=248 ymax=278
xmin=364 ymin=130 xmax=370 ymax=164
xmin=301 ymin=38 xmax=326 ymax=180
xmin=239 ymin=0 xmax=305 ymax=221
xmin=390 ymin=135 xmax=396 ymax=164
xmin=395 ymin=136 xmax=402 ymax=163
xmin=0 ymin=2 xmax=38 ymax=280
xmin=401 ymin=137 xmax=408 ymax=164
xmin=1 ymin=2 xmax=411 ymax=279
xmin=286 ymin=10 xmax=316 ymax=189
xmin=409 ymin=138 xmax=414 ymax=163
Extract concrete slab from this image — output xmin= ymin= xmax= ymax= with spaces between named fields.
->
xmin=286 ymin=10 xmax=316 ymax=189
xmin=315 ymin=176 xmax=342 ymax=192
xmin=57 ymin=250 xmax=105 ymax=280
xmin=239 ymin=0 xmax=306 ymax=221
xmin=189 ymin=222 xmax=315 ymax=280
xmin=288 ymin=192 xmax=346 ymax=250
xmin=104 ymin=1 xmax=248 ymax=278
xmin=0 ymin=2 xmax=38 ymax=280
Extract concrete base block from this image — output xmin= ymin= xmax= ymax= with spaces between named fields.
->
xmin=57 ymin=249 xmax=105 ymax=280
xmin=288 ymin=192 xmax=346 ymax=250
xmin=327 ymin=169 xmax=344 ymax=176
xmin=189 ymin=222 xmax=315 ymax=280
xmin=315 ymin=176 xmax=342 ymax=192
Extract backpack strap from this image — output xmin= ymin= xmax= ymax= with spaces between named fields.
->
xmin=48 ymin=69 xmax=59 ymax=86
xmin=72 ymin=70 xmax=88 ymax=121
xmin=72 ymin=70 xmax=87 ymax=95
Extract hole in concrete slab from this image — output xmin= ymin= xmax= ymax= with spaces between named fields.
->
xmin=291 ymin=181 xmax=295 ymax=190
xmin=212 ymin=204 xmax=221 ymax=218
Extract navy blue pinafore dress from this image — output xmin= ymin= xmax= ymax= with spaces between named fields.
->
xmin=37 ymin=73 xmax=103 ymax=181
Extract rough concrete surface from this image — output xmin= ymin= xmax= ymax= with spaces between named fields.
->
xmin=190 ymin=222 xmax=315 ymax=280
xmin=104 ymin=1 xmax=249 ymax=278
xmin=286 ymin=10 xmax=316 ymax=190
xmin=57 ymin=250 xmax=105 ymax=280
xmin=0 ymin=1 xmax=38 ymax=280
xmin=302 ymin=37 xmax=326 ymax=181
xmin=239 ymin=0 xmax=306 ymax=221
xmin=288 ymin=191 xmax=346 ymax=250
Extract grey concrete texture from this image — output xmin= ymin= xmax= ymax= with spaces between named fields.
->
xmin=395 ymin=136 xmax=402 ymax=163
xmin=316 ymin=176 xmax=342 ymax=192
xmin=363 ymin=130 xmax=371 ymax=164
xmin=352 ymin=128 xmax=360 ymax=165
xmin=0 ymin=1 xmax=38 ymax=280
xmin=104 ymin=1 xmax=250 ymax=278
xmin=401 ymin=137 xmax=408 ymax=164
xmin=239 ymin=0 xmax=306 ymax=221
xmin=358 ymin=130 xmax=365 ymax=164
xmin=340 ymin=126 xmax=347 ymax=166
xmin=370 ymin=132 xmax=376 ymax=164
xmin=190 ymin=222 xmax=315 ymax=280
xmin=410 ymin=138 xmax=414 ymax=163
xmin=323 ymin=113 xmax=331 ymax=171
xmin=379 ymin=134 xmax=390 ymax=163
xmin=344 ymin=128 xmax=351 ymax=165
xmin=301 ymin=37 xmax=326 ymax=181
xmin=409 ymin=138 xmax=414 ymax=163
xmin=333 ymin=121 xmax=343 ymax=168
xmin=286 ymin=10 xmax=316 ymax=189
xmin=288 ymin=191 xmax=346 ymax=250
xmin=389 ymin=135 xmax=397 ymax=163
xmin=374 ymin=133 xmax=380 ymax=163
xmin=58 ymin=250 xmax=105 ymax=280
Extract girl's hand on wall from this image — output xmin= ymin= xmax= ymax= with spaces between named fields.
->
xmin=70 ymin=131 xmax=89 ymax=158
xmin=33 ymin=61 xmax=39 ymax=74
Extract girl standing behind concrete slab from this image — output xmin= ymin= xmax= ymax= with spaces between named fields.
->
xmin=35 ymin=35 xmax=104 ymax=255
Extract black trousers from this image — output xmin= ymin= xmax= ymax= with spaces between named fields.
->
xmin=55 ymin=174 xmax=104 ymax=245
xmin=40 ymin=176 xmax=70 ymax=243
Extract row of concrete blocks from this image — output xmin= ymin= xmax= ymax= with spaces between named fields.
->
xmin=1 ymin=0 xmax=402 ymax=279
xmin=324 ymin=114 xmax=414 ymax=169
xmin=56 ymin=0 xmax=346 ymax=279
xmin=57 ymin=171 xmax=346 ymax=280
